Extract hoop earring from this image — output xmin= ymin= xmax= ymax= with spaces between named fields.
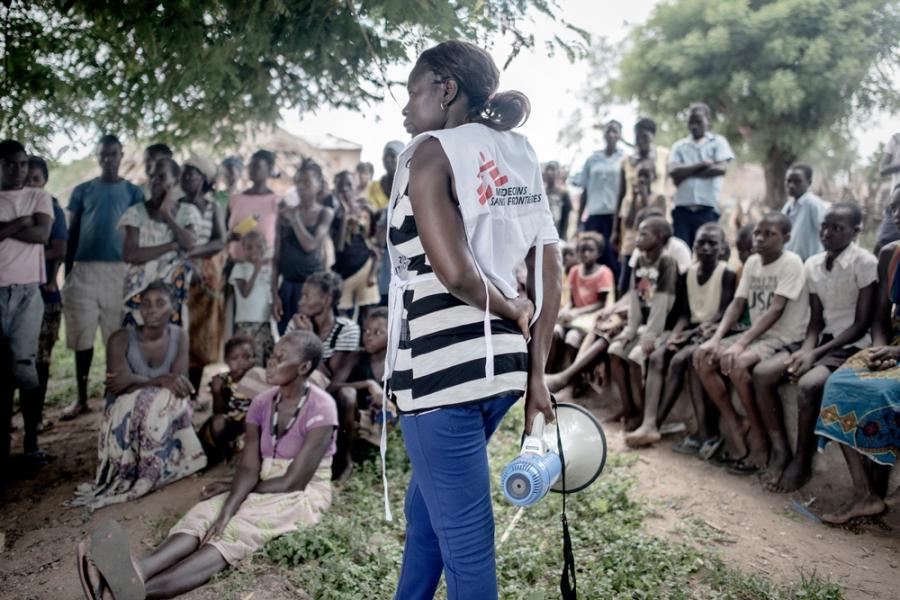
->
xmin=440 ymin=101 xmax=447 ymax=112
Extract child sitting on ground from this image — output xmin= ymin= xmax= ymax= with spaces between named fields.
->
xmin=198 ymin=336 xmax=269 ymax=464
xmin=342 ymin=308 xmax=398 ymax=447
xmin=77 ymin=331 xmax=337 ymax=600
xmin=229 ymin=230 xmax=275 ymax=366
xmin=546 ymin=209 xmax=669 ymax=396
xmin=554 ymin=231 xmax=614 ymax=365
xmin=626 ymin=222 xmax=736 ymax=448
xmin=694 ymin=213 xmax=809 ymax=476
xmin=753 ymin=202 xmax=877 ymax=492
xmin=608 ymin=216 xmax=679 ymax=430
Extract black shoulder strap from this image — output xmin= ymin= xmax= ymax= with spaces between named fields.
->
xmin=553 ymin=397 xmax=577 ymax=600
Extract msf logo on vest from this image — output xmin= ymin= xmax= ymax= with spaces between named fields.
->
xmin=477 ymin=152 xmax=509 ymax=205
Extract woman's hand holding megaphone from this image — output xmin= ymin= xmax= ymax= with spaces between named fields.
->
xmin=525 ymin=374 xmax=555 ymax=435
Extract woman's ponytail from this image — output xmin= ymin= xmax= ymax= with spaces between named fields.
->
xmin=473 ymin=90 xmax=531 ymax=131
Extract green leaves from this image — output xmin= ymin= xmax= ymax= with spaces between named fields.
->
xmin=0 ymin=0 xmax=583 ymax=152
xmin=605 ymin=0 xmax=900 ymax=205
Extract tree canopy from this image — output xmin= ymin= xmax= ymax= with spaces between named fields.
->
xmin=608 ymin=0 xmax=900 ymax=207
xmin=1 ymin=0 xmax=586 ymax=152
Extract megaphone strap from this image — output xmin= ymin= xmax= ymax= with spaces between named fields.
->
xmin=552 ymin=397 xmax=577 ymax=600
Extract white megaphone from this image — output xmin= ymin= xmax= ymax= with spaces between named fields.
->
xmin=501 ymin=402 xmax=607 ymax=506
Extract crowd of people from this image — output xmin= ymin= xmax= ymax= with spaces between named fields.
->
xmin=0 ymin=87 xmax=898 ymax=598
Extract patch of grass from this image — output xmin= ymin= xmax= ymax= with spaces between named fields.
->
xmin=145 ymin=513 xmax=181 ymax=546
xmin=261 ymin=407 xmax=843 ymax=599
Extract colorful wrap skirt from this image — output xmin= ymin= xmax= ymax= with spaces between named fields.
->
xmin=816 ymin=347 xmax=900 ymax=466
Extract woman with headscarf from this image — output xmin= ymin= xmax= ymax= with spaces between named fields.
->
xmin=182 ymin=156 xmax=228 ymax=396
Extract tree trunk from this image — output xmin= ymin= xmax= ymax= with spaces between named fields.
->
xmin=762 ymin=144 xmax=795 ymax=210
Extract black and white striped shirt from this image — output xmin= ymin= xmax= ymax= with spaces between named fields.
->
xmin=386 ymin=192 xmax=529 ymax=414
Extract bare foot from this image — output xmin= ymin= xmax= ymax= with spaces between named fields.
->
xmin=624 ymin=415 xmax=642 ymax=432
xmin=60 ymin=401 xmax=89 ymax=421
xmin=745 ymin=449 xmax=769 ymax=471
xmin=84 ymin=552 xmax=107 ymax=600
xmin=821 ymin=493 xmax=886 ymax=525
xmin=768 ymin=457 xmax=811 ymax=493
xmin=624 ymin=425 xmax=662 ymax=448
xmin=760 ymin=449 xmax=792 ymax=491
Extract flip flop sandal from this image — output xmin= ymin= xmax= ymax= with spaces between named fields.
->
xmin=671 ymin=436 xmax=701 ymax=455
xmin=76 ymin=540 xmax=101 ymax=600
xmin=90 ymin=520 xmax=146 ymax=600
xmin=659 ymin=422 xmax=687 ymax=436
xmin=708 ymin=449 xmax=745 ymax=468
xmin=726 ymin=459 xmax=761 ymax=476
xmin=698 ymin=436 xmax=724 ymax=461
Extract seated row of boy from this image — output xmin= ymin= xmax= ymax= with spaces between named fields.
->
xmin=551 ymin=201 xmax=877 ymax=494
xmin=548 ymin=208 xmax=692 ymax=395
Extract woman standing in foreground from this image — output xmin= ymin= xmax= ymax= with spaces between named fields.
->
xmin=387 ymin=41 xmax=561 ymax=600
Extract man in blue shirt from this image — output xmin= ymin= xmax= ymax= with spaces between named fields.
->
xmin=668 ymin=103 xmax=734 ymax=248
xmin=61 ymin=134 xmax=144 ymax=420
xmin=571 ymin=120 xmax=626 ymax=284
xmin=782 ymin=164 xmax=827 ymax=262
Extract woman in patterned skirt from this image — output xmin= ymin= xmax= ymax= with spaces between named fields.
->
xmin=181 ymin=156 xmax=227 ymax=397
xmin=76 ymin=330 xmax=336 ymax=599
xmin=68 ymin=281 xmax=206 ymax=511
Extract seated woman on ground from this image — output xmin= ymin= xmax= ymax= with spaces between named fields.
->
xmin=76 ymin=331 xmax=337 ymax=600
xmin=814 ymin=191 xmax=900 ymax=524
xmin=551 ymin=231 xmax=614 ymax=371
xmin=341 ymin=308 xmax=398 ymax=448
xmin=68 ymin=281 xmax=207 ymax=510
xmin=198 ymin=335 xmax=269 ymax=465
xmin=286 ymin=271 xmax=361 ymax=482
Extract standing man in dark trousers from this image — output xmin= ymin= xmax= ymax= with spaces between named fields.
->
xmin=668 ymin=102 xmax=734 ymax=249
xmin=571 ymin=120 xmax=626 ymax=285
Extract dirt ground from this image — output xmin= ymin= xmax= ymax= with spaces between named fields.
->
xmin=1 ymin=388 xmax=897 ymax=600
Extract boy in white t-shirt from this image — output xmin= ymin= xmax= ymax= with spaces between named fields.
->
xmin=694 ymin=213 xmax=809 ymax=476
xmin=753 ymin=203 xmax=878 ymax=492
xmin=229 ymin=230 xmax=274 ymax=366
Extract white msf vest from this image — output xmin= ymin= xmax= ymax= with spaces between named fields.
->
xmin=378 ymin=123 xmax=559 ymax=520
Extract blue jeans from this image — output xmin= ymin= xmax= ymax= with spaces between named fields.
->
xmin=394 ymin=394 xmax=519 ymax=600
xmin=581 ymin=213 xmax=621 ymax=286
xmin=672 ymin=206 xmax=719 ymax=249
xmin=1 ymin=283 xmax=44 ymax=463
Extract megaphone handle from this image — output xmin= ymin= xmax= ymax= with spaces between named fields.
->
xmin=531 ymin=411 xmax=545 ymax=438
xmin=552 ymin=398 xmax=577 ymax=599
